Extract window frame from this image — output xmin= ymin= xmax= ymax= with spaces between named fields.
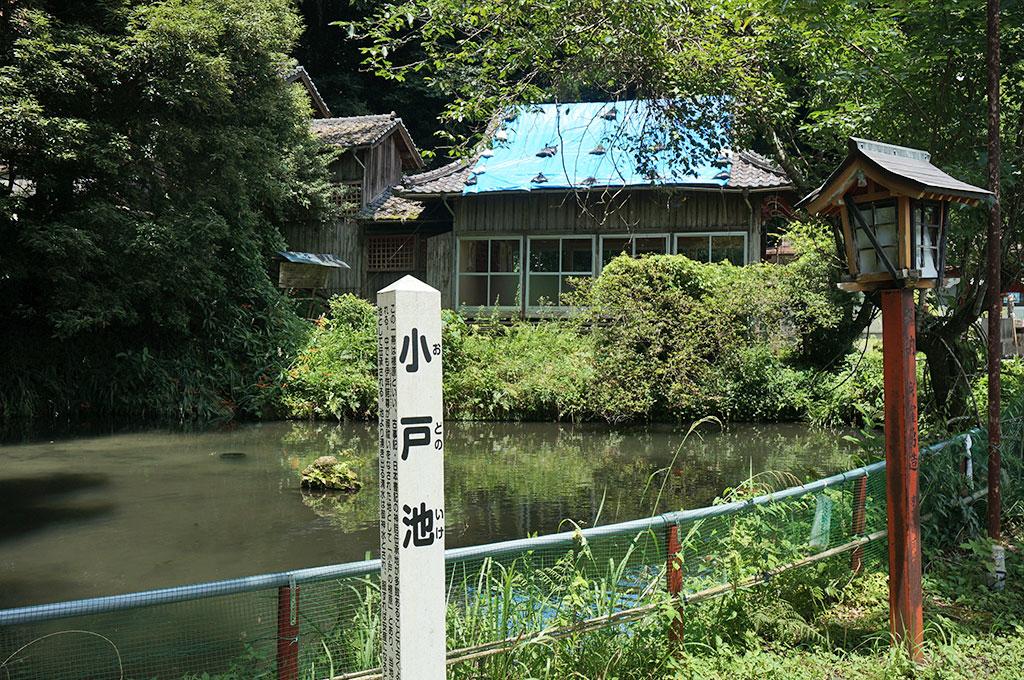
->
xmin=673 ymin=231 xmax=749 ymax=265
xmin=454 ymin=236 xmax=525 ymax=311
xmin=334 ymin=180 xmax=363 ymax=218
xmin=525 ymin=235 xmax=597 ymax=311
xmin=366 ymin=234 xmax=417 ymax=273
xmin=597 ymin=233 xmax=671 ymax=272
xmin=850 ymin=199 xmax=898 ymax=276
xmin=910 ymin=199 xmax=943 ymax=277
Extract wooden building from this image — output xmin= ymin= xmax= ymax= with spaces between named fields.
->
xmin=356 ymin=100 xmax=795 ymax=314
xmin=282 ymin=112 xmax=425 ymax=295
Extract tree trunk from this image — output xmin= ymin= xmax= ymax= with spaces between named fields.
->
xmin=918 ymin=331 xmax=976 ymax=428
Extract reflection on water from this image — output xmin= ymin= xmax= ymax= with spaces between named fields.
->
xmin=0 ymin=421 xmax=855 ymax=608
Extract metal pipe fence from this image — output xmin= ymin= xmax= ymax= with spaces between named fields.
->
xmin=0 ymin=429 xmax=996 ymax=680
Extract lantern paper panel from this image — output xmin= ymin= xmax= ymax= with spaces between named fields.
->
xmin=913 ymin=201 xmax=942 ymax=280
xmin=852 ymin=201 xmax=899 ymax=277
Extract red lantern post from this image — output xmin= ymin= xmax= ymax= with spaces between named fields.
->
xmin=798 ymin=138 xmax=992 ymax=660
xmin=880 ymin=289 xmax=924 ymax=658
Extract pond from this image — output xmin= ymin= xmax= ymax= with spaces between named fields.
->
xmin=0 ymin=421 xmax=857 ymax=609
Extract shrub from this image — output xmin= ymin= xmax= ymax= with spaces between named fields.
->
xmin=806 ymin=342 xmax=886 ymax=428
xmin=282 ymin=297 xmax=594 ymax=422
xmin=282 ymin=295 xmax=379 ymax=420
xmin=444 ymin=320 xmax=594 ymax=421
xmin=973 ymin=357 xmax=1024 ymax=420
xmin=281 ymin=231 xmax=878 ymax=426
xmin=570 ymin=241 xmax=845 ymax=423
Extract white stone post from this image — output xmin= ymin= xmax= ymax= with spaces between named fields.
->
xmin=377 ymin=276 xmax=446 ymax=680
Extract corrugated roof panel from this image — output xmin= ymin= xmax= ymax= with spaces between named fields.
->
xmin=276 ymin=252 xmax=350 ymax=269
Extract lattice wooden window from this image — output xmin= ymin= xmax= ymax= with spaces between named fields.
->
xmin=367 ymin=235 xmax=416 ymax=272
xmin=334 ymin=182 xmax=362 ymax=217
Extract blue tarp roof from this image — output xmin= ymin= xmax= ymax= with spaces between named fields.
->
xmin=463 ymin=99 xmax=731 ymax=195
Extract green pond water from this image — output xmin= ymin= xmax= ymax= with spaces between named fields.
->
xmin=0 ymin=421 xmax=857 ymax=609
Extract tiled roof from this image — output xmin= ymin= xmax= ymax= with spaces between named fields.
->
xmin=283 ymin=65 xmax=332 ymax=118
xmin=311 ymin=114 xmax=402 ymax=148
xmin=727 ymin=150 xmax=791 ymax=190
xmin=395 ymin=157 xmax=477 ymax=195
xmin=358 ymin=188 xmax=429 ymax=221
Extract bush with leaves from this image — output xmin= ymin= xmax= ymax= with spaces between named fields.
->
xmin=283 ymin=296 xmax=593 ymax=422
xmin=569 ymin=226 xmax=848 ymax=423
xmin=283 ymin=295 xmax=379 ymax=420
xmin=281 ymin=230 xmax=893 ymax=425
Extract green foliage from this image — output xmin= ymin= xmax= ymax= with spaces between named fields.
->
xmin=283 ymin=295 xmax=379 ymax=420
xmin=443 ymin=319 xmax=595 ymax=421
xmin=283 ymin=239 xmax=894 ymax=426
xmin=300 ymin=453 xmax=362 ymax=492
xmin=283 ymin=296 xmax=594 ymax=422
xmin=807 ymin=342 xmax=887 ymax=428
xmin=358 ymin=0 xmax=1024 ymax=424
xmin=0 ymin=0 xmax=336 ymax=433
xmin=973 ymin=358 xmax=1024 ymax=422
xmin=570 ymin=235 xmax=846 ymax=422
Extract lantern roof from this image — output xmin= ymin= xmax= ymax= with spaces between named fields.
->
xmin=798 ymin=138 xmax=992 ymax=214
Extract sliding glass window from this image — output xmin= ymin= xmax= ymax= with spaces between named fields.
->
xmin=456 ymin=237 xmax=523 ymax=309
xmin=527 ymin=237 xmax=594 ymax=309
xmin=674 ymin=232 xmax=748 ymax=265
xmin=599 ymin=234 xmax=670 ymax=270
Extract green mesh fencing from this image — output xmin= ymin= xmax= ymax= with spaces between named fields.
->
xmin=0 ymin=428 xmax=1003 ymax=680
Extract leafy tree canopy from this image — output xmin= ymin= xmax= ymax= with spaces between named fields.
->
xmin=358 ymin=0 xmax=1023 ymax=418
xmin=0 ymin=0 xmax=336 ymax=431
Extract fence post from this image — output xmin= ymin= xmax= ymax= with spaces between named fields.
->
xmin=850 ymin=475 xmax=867 ymax=574
xmin=277 ymin=585 xmax=299 ymax=680
xmin=665 ymin=524 xmax=684 ymax=644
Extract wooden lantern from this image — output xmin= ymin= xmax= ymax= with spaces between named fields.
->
xmin=798 ymin=138 xmax=991 ymax=291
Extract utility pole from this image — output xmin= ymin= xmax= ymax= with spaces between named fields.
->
xmin=985 ymin=0 xmax=1003 ymax=584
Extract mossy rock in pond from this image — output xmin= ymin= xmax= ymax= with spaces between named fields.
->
xmin=300 ymin=455 xmax=361 ymax=493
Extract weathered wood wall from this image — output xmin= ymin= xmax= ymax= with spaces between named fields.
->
xmin=281 ymin=130 xmax=412 ymax=297
xmin=331 ymin=153 xmax=363 ymax=183
xmin=363 ymin=134 xmax=405 ymax=205
xmin=454 ymin=189 xmax=763 ymax=263
xmin=425 ymin=232 xmax=454 ymax=308
xmin=281 ymin=220 xmax=362 ymax=295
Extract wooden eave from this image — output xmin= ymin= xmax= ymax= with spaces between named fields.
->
xmin=803 ymin=158 xmax=983 ymax=216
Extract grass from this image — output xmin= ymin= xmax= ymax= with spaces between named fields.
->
xmin=668 ymin=532 xmax=1024 ymax=680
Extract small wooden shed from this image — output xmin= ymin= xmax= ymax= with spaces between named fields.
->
xmin=274 ymin=251 xmax=350 ymax=291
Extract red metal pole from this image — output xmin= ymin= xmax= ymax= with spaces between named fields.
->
xmin=665 ymin=524 xmax=684 ymax=644
xmin=985 ymin=0 xmax=1002 ymax=545
xmin=277 ymin=585 xmax=300 ymax=680
xmin=881 ymin=289 xmax=924 ymax=660
xmin=851 ymin=475 xmax=868 ymax=574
